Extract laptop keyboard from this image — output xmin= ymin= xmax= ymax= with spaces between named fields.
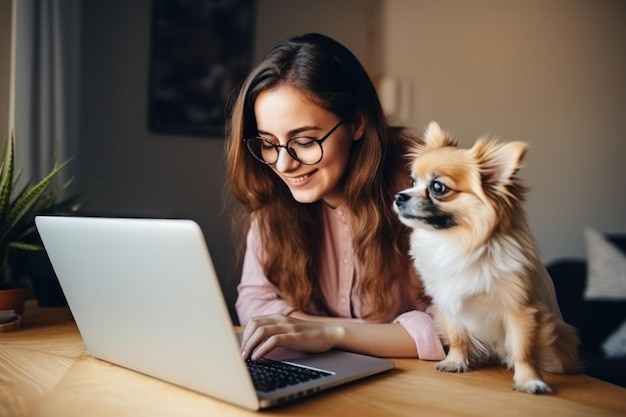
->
xmin=246 ymin=358 xmax=333 ymax=393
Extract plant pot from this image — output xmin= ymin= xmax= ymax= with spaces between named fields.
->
xmin=12 ymin=249 xmax=67 ymax=308
xmin=0 ymin=285 xmax=28 ymax=332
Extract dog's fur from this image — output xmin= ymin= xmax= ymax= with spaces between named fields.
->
xmin=393 ymin=122 xmax=581 ymax=394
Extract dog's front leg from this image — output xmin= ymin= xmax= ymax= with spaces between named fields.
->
xmin=435 ymin=311 xmax=471 ymax=373
xmin=504 ymin=308 xmax=553 ymax=394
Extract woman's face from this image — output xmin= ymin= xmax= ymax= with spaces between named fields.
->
xmin=253 ymin=85 xmax=363 ymax=208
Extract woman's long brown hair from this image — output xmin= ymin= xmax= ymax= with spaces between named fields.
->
xmin=225 ymin=33 xmax=423 ymax=322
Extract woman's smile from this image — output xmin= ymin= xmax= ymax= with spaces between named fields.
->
xmin=284 ymin=170 xmax=316 ymax=186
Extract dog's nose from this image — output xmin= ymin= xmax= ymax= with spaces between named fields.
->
xmin=395 ymin=192 xmax=410 ymax=205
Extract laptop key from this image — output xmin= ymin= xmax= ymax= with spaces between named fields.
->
xmin=246 ymin=358 xmax=332 ymax=393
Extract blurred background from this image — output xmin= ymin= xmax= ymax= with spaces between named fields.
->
xmin=2 ymin=0 xmax=625 ymax=322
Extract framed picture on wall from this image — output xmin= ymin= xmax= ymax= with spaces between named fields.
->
xmin=148 ymin=0 xmax=255 ymax=137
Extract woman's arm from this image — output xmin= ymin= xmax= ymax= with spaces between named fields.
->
xmin=240 ymin=314 xmax=418 ymax=360
xmin=240 ymin=310 xmax=447 ymax=361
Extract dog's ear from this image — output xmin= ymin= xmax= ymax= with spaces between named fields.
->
xmin=423 ymin=121 xmax=457 ymax=149
xmin=473 ymin=139 xmax=527 ymax=188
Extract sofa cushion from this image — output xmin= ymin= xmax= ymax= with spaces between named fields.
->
xmin=584 ymin=227 xmax=626 ymax=300
xmin=602 ymin=319 xmax=626 ymax=358
xmin=547 ymin=259 xmax=626 ymax=351
xmin=545 ymin=233 xmax=626 ymax=387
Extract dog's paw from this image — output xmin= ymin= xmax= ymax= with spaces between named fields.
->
xmin=436 ymin=358 xmax=469 ymax=373
xmin=513 ymin=379 xmax=553 ymax=395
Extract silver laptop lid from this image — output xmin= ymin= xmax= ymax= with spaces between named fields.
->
xmin=35 ymin=216 xmax=260 ymax=410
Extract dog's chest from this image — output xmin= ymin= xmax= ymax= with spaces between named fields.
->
xmin=422 ymin=262 xmax=509 ymax=348
xmin=409 ymin=233 xmax=525 ymax=350
xmin=409 ymin=233 xmax=520 ymax=315
xmin=411 ymin=243 xmax=486 ymax=297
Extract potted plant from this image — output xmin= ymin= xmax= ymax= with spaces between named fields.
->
xmin=0 ymin=132 xmax=81 ymax=331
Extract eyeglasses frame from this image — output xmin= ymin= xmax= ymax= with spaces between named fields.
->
xmin=243 ymin=111 xmax=354 ymax=166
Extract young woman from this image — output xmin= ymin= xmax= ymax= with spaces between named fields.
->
xmin=225 ymin=33 xmax=445 ymax=362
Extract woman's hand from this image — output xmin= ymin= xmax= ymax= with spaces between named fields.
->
xmin=240 ymin=313 xmax=421 ymax=360
xmin=240 ymin=314 xmax=343 ymax=361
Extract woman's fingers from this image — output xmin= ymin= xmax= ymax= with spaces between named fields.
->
xmin=241 ymin=314 xmax=290 ymax=359
xmin=240 ymin=315 xmax=339 ymax=360
xmin=241 ymin=314 xmax=287 ymax=356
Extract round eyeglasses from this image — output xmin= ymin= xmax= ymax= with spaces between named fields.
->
xmin=244 ymin=113 xmax=352 ymax=165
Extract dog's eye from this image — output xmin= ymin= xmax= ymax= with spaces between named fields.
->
xmin=429 ymin=180 xmax=448 ymax=196
xmin=411 ymin=179 xmax=417 ymax=187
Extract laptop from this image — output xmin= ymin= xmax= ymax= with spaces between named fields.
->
xmin=35 ymin=216 xmax=394 ymax=410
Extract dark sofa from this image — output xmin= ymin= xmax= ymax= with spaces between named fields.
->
xmin=546 ymin=235 xmax=626 ymax=388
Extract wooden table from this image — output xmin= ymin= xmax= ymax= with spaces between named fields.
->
xmin=1 ymin=300 xmax=625 ymax=417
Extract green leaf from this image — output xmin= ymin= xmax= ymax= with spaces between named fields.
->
xmin=4 ymin=159 xmax=70 ymax=233
xmin=8 ymin=241 xmax=43 ymax=251
xmin=0 ymin=131 xmax=86 ymax=284
xmin=0 ymin=133 xmax=15 ymax=227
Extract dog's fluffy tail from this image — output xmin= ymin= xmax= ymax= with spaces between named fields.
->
xmin=554 ymin=321 xmax=582 ymax=374
xmin=540 ymin=318 xmax=582 ymax=374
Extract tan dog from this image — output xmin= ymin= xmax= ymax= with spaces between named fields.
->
xmin=393 ymin=122 xmax=581 ymax=394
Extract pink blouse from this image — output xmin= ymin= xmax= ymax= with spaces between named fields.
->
xmin=235 ymin=203 xmax=445 ymax=361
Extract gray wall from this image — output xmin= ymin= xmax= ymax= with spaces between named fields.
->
xmin=77 ymin=0 xmax=626 ymax=322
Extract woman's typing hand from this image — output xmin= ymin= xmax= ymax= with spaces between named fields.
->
xmin=240 ymin=314 xmax=344 ymax=361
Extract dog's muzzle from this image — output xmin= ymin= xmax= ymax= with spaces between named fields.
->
xmin=394 ymin=192 xmax=411 ymax=212
xmin=394 ymin=191 xmax=455 ymax=229
xmin=394 ymin=192 xmax=416 ymax=219
xmin=395 ymin=192 xmax=411 ymax=208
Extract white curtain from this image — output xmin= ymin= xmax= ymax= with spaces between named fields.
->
xmin=13 ymin=0 xmax=80 ymax=189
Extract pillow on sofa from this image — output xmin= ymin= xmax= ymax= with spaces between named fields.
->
xmin=603 ymin=319 xmax=626 ymax=358
xmin=584 ymin=227 xmax=626 ymax=300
